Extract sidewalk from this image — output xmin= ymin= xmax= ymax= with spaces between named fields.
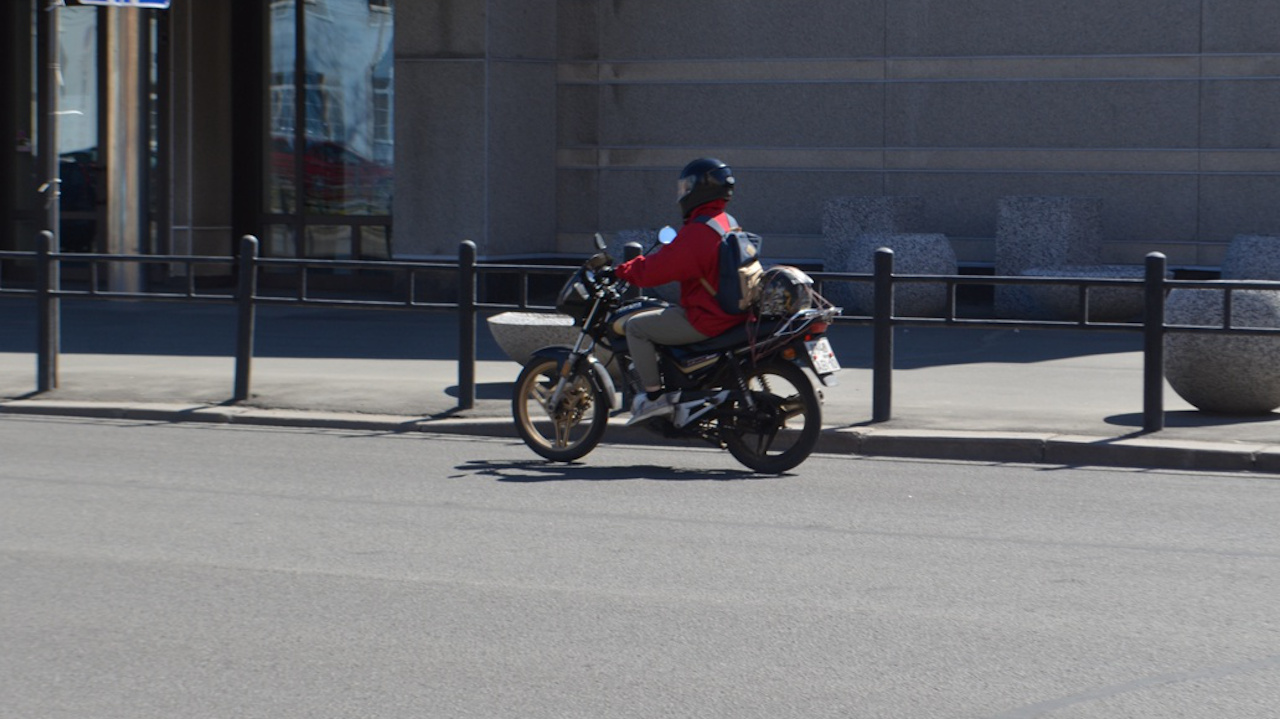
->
xmin=3 ymin=298 xmax=1279 ymax=473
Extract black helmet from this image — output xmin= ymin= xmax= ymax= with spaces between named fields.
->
xmin=677 ymin=157 xmax=735 ymax=218
xmin=757 ymin=266 xmax=815 ymax=318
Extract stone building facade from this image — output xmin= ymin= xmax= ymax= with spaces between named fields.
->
xmin=6 ymin=1 xmax=1279 ymax=273
xmin=398 ymin=1 xmax=1280 ymax=268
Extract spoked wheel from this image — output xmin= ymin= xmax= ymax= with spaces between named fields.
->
xmin=512 ymin=356 xmax=609 ymax=462
xmin=722 ymin=360 xmax=822 ymax=474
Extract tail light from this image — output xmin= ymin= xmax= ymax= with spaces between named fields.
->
xmin=802 ymin=321 xmax=829 ymax=342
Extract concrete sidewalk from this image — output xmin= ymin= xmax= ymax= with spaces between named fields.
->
xmin=2 ymin=298 xmax=1279 ymax=473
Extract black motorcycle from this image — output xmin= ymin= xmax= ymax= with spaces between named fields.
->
xmin=512 ymin=232 xmax=842 ymax=473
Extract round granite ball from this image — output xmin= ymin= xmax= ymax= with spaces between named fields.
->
xmin=1165 ymin=289 xmax=1280 ymax=414
xmin=487 ymin=311 xmax=622 ymax=381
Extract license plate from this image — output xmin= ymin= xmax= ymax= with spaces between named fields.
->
xmin=805 ymin=337 xmax=840 ymax=375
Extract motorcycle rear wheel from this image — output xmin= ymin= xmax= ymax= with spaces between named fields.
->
xmin=513 ymin=357 xmax=609 ymax=462
xmin=722 ymin=360 xmax=822 ymax=474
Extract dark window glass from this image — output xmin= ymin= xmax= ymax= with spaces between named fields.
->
xmin=266 ymin=0 xmax=393 ymax=257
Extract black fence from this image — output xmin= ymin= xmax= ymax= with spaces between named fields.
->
xmin=4 ymin=231 xmax=1280 ymax=432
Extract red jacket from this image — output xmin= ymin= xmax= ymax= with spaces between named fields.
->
xmin=614 ymin=199 xmax=748 ymax=338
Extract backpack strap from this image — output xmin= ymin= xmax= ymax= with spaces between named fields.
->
xmin=694 ymin=213 xmax=736 ymax=235
xmin=692 ymin=213 xmax=735 ymax=297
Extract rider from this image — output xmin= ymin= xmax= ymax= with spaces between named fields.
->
xmin=612 ymin=157 xmax=750 ymax=425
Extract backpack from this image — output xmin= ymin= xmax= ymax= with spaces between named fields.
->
xmin=696 ymin=213 xmax=765 ymax=315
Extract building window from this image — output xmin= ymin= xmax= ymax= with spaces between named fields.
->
xmin=264 ymin=0 xmax=393 ymax=259
xmin=371 ymin=74 xmax=392 ymax=161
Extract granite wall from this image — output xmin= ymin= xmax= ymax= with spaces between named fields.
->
xmin=395 ymin=1 xmax=1280 ymax=268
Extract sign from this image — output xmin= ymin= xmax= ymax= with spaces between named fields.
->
xmin=77 ymin=0 xmax=172 ymax=7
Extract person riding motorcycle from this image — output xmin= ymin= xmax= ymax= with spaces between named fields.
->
xmin=611 ymin=157 xmax=750 ymax=425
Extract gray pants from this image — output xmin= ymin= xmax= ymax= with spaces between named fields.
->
xmin=624 ymin=306 xmax=709 ymax=390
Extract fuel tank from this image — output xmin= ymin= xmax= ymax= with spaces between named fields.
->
xmin=604 ymin=298 xmax=666 ymax=339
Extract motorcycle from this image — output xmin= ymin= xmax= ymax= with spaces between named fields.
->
xmin=511 ymin=229 xmax=842 ymax=474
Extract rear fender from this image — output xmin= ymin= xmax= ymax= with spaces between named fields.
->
xmin=528 ymin=345 xmax=619 ymax=411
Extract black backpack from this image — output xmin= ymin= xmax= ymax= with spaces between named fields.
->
xmin=695 ymin=213 xmax=765 ymax=315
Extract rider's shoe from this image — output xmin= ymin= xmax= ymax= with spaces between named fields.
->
xmin=627 ymin=391 xmax=679 ymax=426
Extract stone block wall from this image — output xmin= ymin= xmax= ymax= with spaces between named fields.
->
xmin=394 ymin=1 xmax=1280 ymax=269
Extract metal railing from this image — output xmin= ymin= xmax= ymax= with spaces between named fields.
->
xmin=814 ymin=249 xmax=1280 ymax=431
xmin=5 ymin=232 xmax=1280 ymax=432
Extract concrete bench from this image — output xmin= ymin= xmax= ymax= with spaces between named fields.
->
xmin=1017 ymin=264 xmax=1159 ymax=322
xmin=1222 ymin=234 xmax=1280 ymax=280
xmin=822 ymin=196 xmax=922 ymax=275
xmin=995 ymin=196 xmax=1103 ymax=318
xmin=823 ymin=232 xmax=956 ymax=317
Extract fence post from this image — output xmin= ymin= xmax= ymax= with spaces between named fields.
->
xmin=458 ymin=240 xmax=477 ymax=410
xmin=35 ymin=230 xmax=59 ymax=392
xmin=872 ymin=248 xmax=895 ymax=423
xmin=624 ymin=242 xmax=643 ymax=299
xmin=233 ymin=235 xmax=258 ymax=402
xmin=1142 ymin=252 xmax=1167 ymax=432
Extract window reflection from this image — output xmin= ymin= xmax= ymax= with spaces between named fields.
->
xmin=58 ymin=6 xmax=100 ymax=253
xmin=266 ymin=0 xmax=393 ymax=228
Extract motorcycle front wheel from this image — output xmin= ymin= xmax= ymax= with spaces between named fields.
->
xmin=513 ymin=356 xmax=609 ymax=462
xmin=722 ymin=360 xmax=822 ymax=474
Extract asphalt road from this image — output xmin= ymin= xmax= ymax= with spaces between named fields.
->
xmin=3 ymin=416 xmax=1279 ymax=718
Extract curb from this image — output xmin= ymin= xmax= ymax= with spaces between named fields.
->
xmin=3 ymin=400 xmax=1278 ymax=475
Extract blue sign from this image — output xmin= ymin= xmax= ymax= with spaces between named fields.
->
xmin=78 ymin=0 xmax=171 ymax=7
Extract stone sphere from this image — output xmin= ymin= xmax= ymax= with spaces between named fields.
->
xmin=487 ymin=311 xmax=578 ymax=366
xmin=486 ymin=311 xmax=622 ymax=381
xmin=1165 ymin=289 xmax=1280 ymax=414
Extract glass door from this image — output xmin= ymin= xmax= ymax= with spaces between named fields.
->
xmin=264 ymin=0 xmax=394 ymax=262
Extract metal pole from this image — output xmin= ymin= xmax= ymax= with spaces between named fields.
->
xmin=1142 ymin=252 xmax=1167 ymax=433
xmin=233 ymin=235 xmax=259 ymax=402
xmin=620 ymin=242 xmax=643 ymax=406
xmin=623 ymin=242 xmax=643 ymax=300
xmin=872 ymin=248 xmax=894 ymax=423
xmin=36 ymin=230 xmax=60 ymax=391
xmin=458 ymin=240 xmax=477 ymax=410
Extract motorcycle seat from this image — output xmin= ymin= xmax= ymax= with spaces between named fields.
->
xmin=664 ymin=318 xmax=787 ymax=359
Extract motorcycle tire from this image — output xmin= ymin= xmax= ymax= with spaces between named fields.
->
xmin=513 ymin=356 xmax=609 ymax=462
xmin=722 ymin=359 xmax=822 ymax=474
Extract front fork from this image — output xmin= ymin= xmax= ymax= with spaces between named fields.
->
xmin=542 ymin=348 xmax=620 ymax=415
xmin=547 ymin=328 xmax=596 ymax=410
xmin=546 ymin=354 xmax=579 ymax=412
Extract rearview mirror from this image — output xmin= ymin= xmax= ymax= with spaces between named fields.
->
xmin=658 ymin=226 xmax=677 ymax=245
xmin=594 ymin=232 xmax=607 ymax=251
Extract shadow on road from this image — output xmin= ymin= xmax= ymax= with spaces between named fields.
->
xmin=455 ymin=458 xmax=778 ymax=482
xmin=1106 ymin=409 xmax=1280 ymax=429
